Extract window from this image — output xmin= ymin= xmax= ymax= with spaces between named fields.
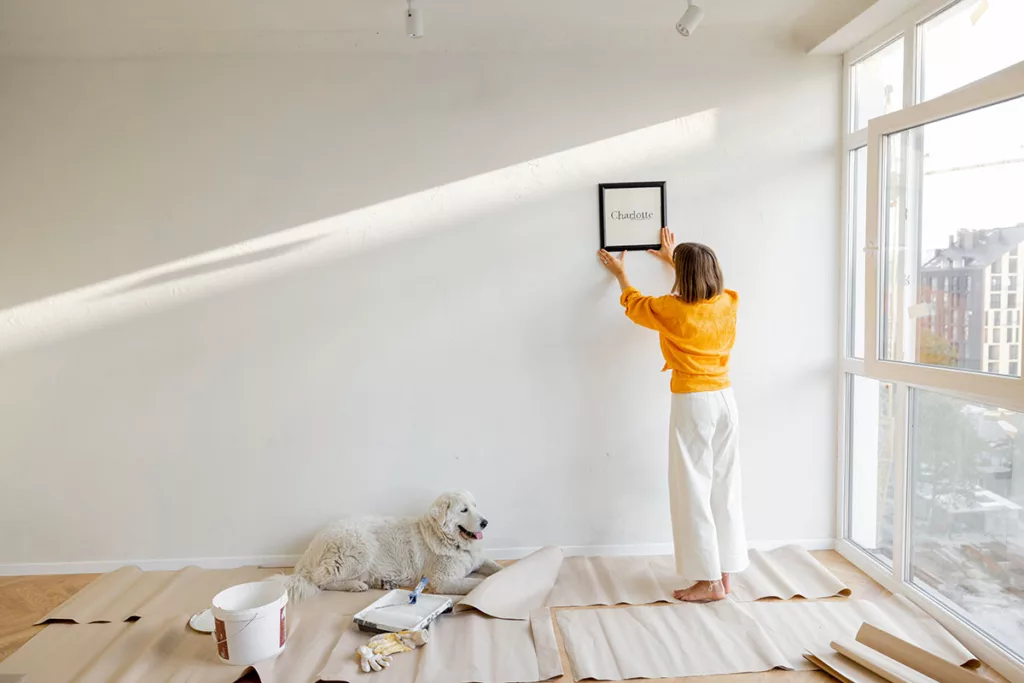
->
xmin=909 ymin=390 xmax=1024 ymax=655
xmin=879 ymin=95 xmax=1024 ymax=377
xmin=851 ymin=39 xmax=904 ymax=132
xmin=847 ymin=377 xmax=896 ymax=565
xmin=919 ymin=0 xmax=1024 ymax=101
xmin=842 ymin=3 xmax=1024 ymax=672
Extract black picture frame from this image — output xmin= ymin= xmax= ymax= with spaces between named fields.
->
xmin=598 ymin=181 xmax=667 ymax=252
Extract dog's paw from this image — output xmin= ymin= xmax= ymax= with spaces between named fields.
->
xmin=351 ymin=580 xmax=369 ymax=592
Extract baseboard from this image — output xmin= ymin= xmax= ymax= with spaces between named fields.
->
xmin=0 ymin=538 xmax=834 ymax=576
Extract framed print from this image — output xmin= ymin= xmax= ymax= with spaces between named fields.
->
xmin=598 ymin=181 xmax=667 ymax=251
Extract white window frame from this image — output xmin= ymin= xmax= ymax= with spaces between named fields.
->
xmin=864 ymin=62 xmax=1024 ymax=411
xmin=836 ymin=2 xmax=1024 ymax=680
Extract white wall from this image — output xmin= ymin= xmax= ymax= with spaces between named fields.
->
xmin=0 ymin=31 xmax=841 ymax=570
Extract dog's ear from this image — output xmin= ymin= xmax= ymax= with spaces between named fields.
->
xmin=430 ymin=494 xmax=453 ymax=529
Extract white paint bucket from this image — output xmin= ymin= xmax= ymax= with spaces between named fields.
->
xmin=211 ymin=581 xmax=288 ymax=666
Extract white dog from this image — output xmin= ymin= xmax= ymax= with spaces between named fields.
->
xmin=282 ymin=490 xmax=501 ymax=602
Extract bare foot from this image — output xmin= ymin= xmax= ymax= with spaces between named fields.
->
xmin=722 ymin=573 xmax=731 ymax=594
xmin=673 ymin=580 xmax=727 ymax=602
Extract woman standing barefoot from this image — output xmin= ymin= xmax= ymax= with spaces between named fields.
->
xmin=598 ymin=228 xmax=747 ymax=602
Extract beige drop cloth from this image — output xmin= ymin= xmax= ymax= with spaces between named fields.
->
xmin=556 ymin=602 xmax=790 ymax=681
xmin=4 ymin=583 xmax=560 ymax=683
xmin=34 ymin=565 xmax=282 ymax=623
xmin=730 ymin=545 xmax=852 ymax=601
xmin=1 ymin=591 xmax=385 ymax=683
xmin=556 ymin=596 xmax=978 ymax=681
xmin=6 ymin=545 xmax=857 ymax=683
xmin=740 ymin=596 xmax=979 ymax=671
xmin=318 ymin=608 xmax=563 ymax=683
xmin=546 ymin=545 xmax=849 ymax=607
xmin=456 ymin=546 xmax=563 ymax=619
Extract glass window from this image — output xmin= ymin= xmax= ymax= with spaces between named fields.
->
xmin=993 ymin=258 xmax=1002 ymax=275
xmin=848 ymin=376 xmax=896 ymax=565
xmin=1010 ymin=361 xmax=1020 ymax=376
xmin=849 ymin=147 xmax=868 ymax=358
xmin=992 ymin=276 xmax=1002 ymax=290
xmin=989 ymin=346 xmax=1000 ymax=360
xmin=1011 ymin=346 xmax=1020 ymax=361
xmin=1010 ymin=293 xmax=1018 ymax=309
xmin=994 ymin=311 xmax=1002 ymax=327
xmin=851 ymin=38 xmax=904 ymax=132
xmin=993 ymin=328 xmax=1001 ymax=344
xmin=909 ymin=389 xmax=1024 ymax=655
xmin=919 ymin=0 xmax=1024 ymax=101
xmin=880 ymin=95 xmax=1024 ymax=376
xmin=988 ymin=361 xmax=1000 ymax=372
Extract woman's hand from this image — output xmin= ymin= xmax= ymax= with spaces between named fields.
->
xmin=597 ymin=249 xmax=627 ymax=277
xmin=647 ymin=227 xmax=676 ymax=266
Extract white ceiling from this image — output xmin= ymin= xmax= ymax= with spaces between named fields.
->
xmin=0 ymin=0 xmax=873 ymax=57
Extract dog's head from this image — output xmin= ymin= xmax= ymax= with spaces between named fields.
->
xmin=429 ymin=490 xmax=488 ymax=547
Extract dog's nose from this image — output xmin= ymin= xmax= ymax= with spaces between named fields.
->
xmin=480 ymin=519 xmax=489 ymax=529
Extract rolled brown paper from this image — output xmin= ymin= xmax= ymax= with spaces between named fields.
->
xmin=804 ymin=650 xmax=889 ymax=683
xmin=856 ymin=623 xmax=986 ymax=683
xmin=831 ymin=638 xmax=937 ymax=683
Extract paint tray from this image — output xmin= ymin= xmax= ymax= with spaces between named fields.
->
xmin=353 ymin=589 xmax=453 ymax=634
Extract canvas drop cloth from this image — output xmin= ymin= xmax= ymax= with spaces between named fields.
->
xmin=1 ymin=590 xmax=387 ymax=683
xmin=556 ymin=602 xmax=791 ymax=681
xmin=318 ymin=608 xmax=563 ymax=683
xmin=555 ymin=596 xmax=978 ymax=681
xmin=739 ymin=595 xmax=979 ymax=671
xmin=546 ymin=544 xmax=849 ymax=608
xmin=34 ymin=565 xmax=282 ymax=624
xmin=729 ymin=545 xmax=852 ymax=601
xmin=455 ymin=546 xmax=563 ymax=619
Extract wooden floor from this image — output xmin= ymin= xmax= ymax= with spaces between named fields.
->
xmin=0 ymin=551 xmax=1010 ymax=681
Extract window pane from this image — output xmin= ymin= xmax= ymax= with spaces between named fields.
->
xmin=848 ymin=147 xmax=868 ymax=357
xmin=851 ymin=38 xmax=904 ymax=132
xmin=909 ymin=389 xmax=1024 ymax=656
xmin=848 ymin=376 xmax=896 ymax=564
xmin=880 ymin=95 xmax=1024 ymax=376
xmin=919 ymin=0 xmax=1024 ymax=101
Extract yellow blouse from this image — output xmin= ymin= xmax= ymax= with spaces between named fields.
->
xmin=620 ymin=287 xmax=738 ymax=394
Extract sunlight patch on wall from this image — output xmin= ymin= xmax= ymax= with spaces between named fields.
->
xmin=0 ymin=108 xmax=717 ymax=354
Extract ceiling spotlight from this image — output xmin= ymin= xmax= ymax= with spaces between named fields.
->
xmin=676 ymin=0 xmax=704 ymax=37
xmin=406 ymin=0 xmax=424 ymax=38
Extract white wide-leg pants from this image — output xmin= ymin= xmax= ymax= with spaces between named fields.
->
xmin=668 ymin=387 xmax=749 ymax=580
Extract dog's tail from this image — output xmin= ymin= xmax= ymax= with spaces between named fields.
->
xmin=268 ymin=572 xmax=321 ymax=604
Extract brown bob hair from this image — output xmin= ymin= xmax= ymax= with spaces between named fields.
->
xmin=672 ymin=242 xmax=724 ymax=303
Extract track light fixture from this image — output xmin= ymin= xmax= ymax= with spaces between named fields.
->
xmin=676 ymin=0 xmax=704 ymax=37
xmin=406 ymin=0 xmax=424 ymax=38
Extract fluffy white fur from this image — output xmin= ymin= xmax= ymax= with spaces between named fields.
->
xmin=281 ymin=490 xmax=501 ymax=603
